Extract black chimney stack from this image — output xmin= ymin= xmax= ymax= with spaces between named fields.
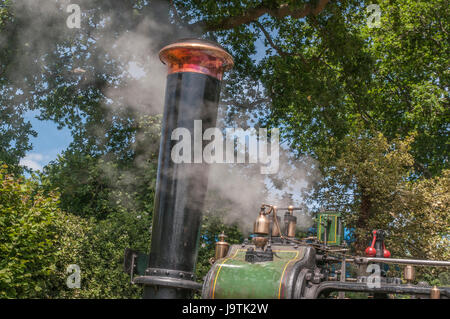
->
xmin=136 ymin=39 xmax=233 ymax=299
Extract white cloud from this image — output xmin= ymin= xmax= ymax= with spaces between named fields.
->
xmin=19 ymin=153 xmax=45 ymax=171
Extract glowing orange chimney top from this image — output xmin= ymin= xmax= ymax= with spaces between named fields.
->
xmin=159 ymin=39 xmax=234 ymax=80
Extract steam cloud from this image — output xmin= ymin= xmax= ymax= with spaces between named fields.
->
xmin=205 ymin=146 xmax=321 ymax=235
xmin=6 ymin=1 xmax=323 ymax=233
xmin=7 ymin=0 xmax=196 ymax=115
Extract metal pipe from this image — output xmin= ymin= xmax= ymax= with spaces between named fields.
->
xmin=354 ymin=257 xmax=450 ymax=267
xmin=142 ymin=39 xmax=233 ymax=299
xmin=338 ymin=258 xmax=346 ymax=299
xmin=314 ymin=281 xmax=450 ymax=299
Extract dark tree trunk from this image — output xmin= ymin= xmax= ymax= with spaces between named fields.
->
xmin=355 ymin=187 xmax=371 ymax=255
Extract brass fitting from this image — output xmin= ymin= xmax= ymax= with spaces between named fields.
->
xmin=287 ymin=217 xmax=297 ymax=237
xmin=271 ymin=216 xmax=281 ymax=237
xmin=254 ymin=210 xmax=270 ymax=235
xmin=252 ymin=236 xmax=268 ymax=250
xmin=404 ymin=265 xmax=415 ymax=283
xmin=430 ymin=286 xmax=440 ymax=299
xmin=214 ymin=231 xmax=229 ymax=260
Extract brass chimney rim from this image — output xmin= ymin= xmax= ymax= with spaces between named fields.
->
xmin=159 ymin=38 xmax=234 ymax=80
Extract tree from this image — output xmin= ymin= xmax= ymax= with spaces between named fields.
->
xmin=56 ymin=208 xmax=151 ymax=299
xmin=315 ymin=130 xmax=449 ymax=263
xmin=2 ymin=0 xmax=446 ymax=189
xmin=2 ymin=1 xmax=447 ymax=170
xmin=410 ymin=171 xmax=450 ymax=285
xmin=169 ymin=0 xmax=448 ymax=176
xmin=1 ymin=0 xmax=448 ymax=296
xmin=315 ymin=130 xmax=414 ymax=252
xmin=42 ymin=115 xmax=160 ymax=219
xmin=0 ymin=0 xmax=36 ymax=169
xmin=389 ymin=169 xmax=449 ymax=262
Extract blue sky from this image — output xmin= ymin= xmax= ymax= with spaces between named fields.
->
xmin=19 ymin=110 xmax=72 ymax=171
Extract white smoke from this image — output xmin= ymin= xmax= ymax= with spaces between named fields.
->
xmin=7 ymin=1 xmax=323 ymax=234
xmin=205 ymin=144 xmax=321 ymax=235
xmin=6 ymin=0 xmax=197 ymax=115
xmin=98 ymin=16 xmax=169 ymax=115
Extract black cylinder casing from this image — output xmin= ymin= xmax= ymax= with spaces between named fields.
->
xmin=143 ymin=72 xmax=221 ymax=299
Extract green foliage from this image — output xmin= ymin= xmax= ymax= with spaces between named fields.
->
xmin=1 ymin=0 xmax=448 ymax=173
xmin=387 ymin=169 xmax=449 ymax=282
xmin=0 ymin=163 xmax=63 ymax=298
xmin=361 ymin=0 xmax=449 ymax=176
xmin=55 ymin=209 xmax=151 ymax=298
xmin=0 ymin=0 xmax=448 ymax=298
xmin=315 ymin=131 xmax=449 ymax=265
xmin=42 ymin=153 xmax=113 ymax=219
xmin=0 ymin=163 xmax=153 ymax=299
xmin=40 ymin=114 xmax=159 ymax=298
xmin=210 ymin=0 xmax=449 ymax=177
xmin=42 ymin=115 xmax=160 ymax=219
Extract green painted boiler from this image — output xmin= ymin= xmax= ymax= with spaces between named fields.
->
xmin=202 ymin=244 xmax=316 ymax=299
